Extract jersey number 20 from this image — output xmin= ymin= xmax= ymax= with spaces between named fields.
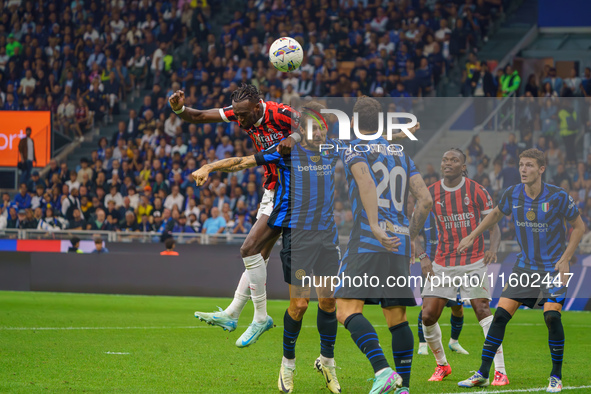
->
xmin=372 ymin=162 xmax=406 ymax=211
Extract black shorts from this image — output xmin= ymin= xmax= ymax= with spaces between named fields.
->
xmin=280 ymin=227 xmax=341 ymax=286
xmin=334 ymin=252 xmax=417 ymax=308
xmin=501 ymin=266 xmax=567 ymax=309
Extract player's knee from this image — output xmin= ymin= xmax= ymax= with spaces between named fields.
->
xmin=544 ymin=310 xmax=561 ymax=329
xmin=492 ymin=307 xmax=512 ymax=326
xmin=421 ymin=312 xmax=437 ymax=327
xmin=289 ymin=299 xmax=309 ymax=320
xmin=240 ymin=239 xmax=259 ymax=258
xmin=336 ymin=309 xmax=350 ymax=325
xmin=318 ymin=298 xmax=336 ymax=313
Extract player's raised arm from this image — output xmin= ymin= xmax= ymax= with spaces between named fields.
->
xmin=457 ymin=206 xmax=505 ymax=253
xmin=408 ymin=173 xmax=433 ymax=241
xmin=169 ymin=90 xmax=224 ymax=124
xmin=350 ymin=161 xmax=401 ymax=252
xmin=192 ymin=156 xmax=257 ymax=186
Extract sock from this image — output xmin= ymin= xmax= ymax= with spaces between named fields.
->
xmin=317 ymin=306 xmax=337 ymax=359
xmin=545 ymin=311 xmax=564 ymax=380
xmin=344 ymin=313 xmax=389 ymax=374
xmin=479 ymin=315 xmax=506 ymax=374
xmin=417 ymin=310 xmax=426 ymax=343
xmin=283 ymin=309 xmax=302 ymax=360
xmin=244 ymin=254 xmax=267 ymax=323
xmin=478 ymin=307 xmax=512 ymax=379
xmin=390 ymin=321 xmax=414 ymax=388
xmin=224 ymin=270 xmax=250 ymax=319
xmin=282 ymin=356 xmax=296 ymax=368
xmin=422 ymin=322 xmax=447 ymax=366
xmin=450 ymin=314 xmax=464 ymax=341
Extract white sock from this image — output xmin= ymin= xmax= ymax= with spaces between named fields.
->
xmin=320 ymin=355 xmax=335 ymax=367
xmin=479 ymin=315 xmax=506 ymax=374
xmin=244 ymin=254 xmax=267 ymax=323
xmin=282 ymin=356 xmax=296 ymax=368
xmin=423 ymin=322 xmax=448 ymax=366
xmin=224 ymin=270 xmax=250 ymax=319
xmin=375 ymin=368 xmax=387 ymax=377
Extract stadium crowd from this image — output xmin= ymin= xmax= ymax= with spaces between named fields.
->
xmin=1 ymin=0 xmax=590 ymax=241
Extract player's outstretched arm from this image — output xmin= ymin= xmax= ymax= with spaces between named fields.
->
xmin=169 ymin=90 xmax=224 ymax=124
xmin=483 ymin=218 xmax=501 ymax=265
xmin=391 ymin=121 xmax=420 ymax=142
xmin=408 ymin=174 xmax=433 ymax=241
xmin=457 ymin=206 xmax=504 ymax=253
xmin=555 ymin=215 xmax=586 ymax=285
xmin=351 ymin=161 xmax=401 ymax=252
xmin=192 ymin=156 xmax=257 ymax=186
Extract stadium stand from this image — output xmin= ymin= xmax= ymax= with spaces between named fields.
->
xmin=0 ymin=0 xmax=589 ymax=246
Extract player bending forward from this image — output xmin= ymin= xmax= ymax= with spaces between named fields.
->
xmin=170 ymin=84 xmax=297 ymax=347
xmin=414 ymin=148 xmax=509 ymax=385
xmin=192 ymin=104 xmax=344 ymax=393
xmin=333 ymin=97 xmax=432 ymax=394
xmin=457 ymin=148 xmax=584 ymax=392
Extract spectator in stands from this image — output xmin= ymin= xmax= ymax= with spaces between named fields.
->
xmin=160 ymin=237 xmax=179 ymax=256
xmin=18 ymin=127 xmax=36 ymax=184
xmin=120 ymin=211 xmax=139 ymax=232
xmin=13 ymin=183 xmax=32 ymax=210
xmin=27 ymin=171 xmax=44 ymax=193
xmin=497 ymin=158 xmax=520 ymax=192
xmin=88 ymin=208 xmax=111 ymax=231
xmin=500 ymin=64 xmax=521 ymax=97
xmin=69 ymin=208 xmax=87 ymax=230
xmin=558 ymin=97 xmax=579 ymax=166
xmin=541 ymin=98 xmax=558 ymax=135
xmin=542 ymin=68 xmax=563 ymax=97
xmin=172 ymin=213 xmax=195 ymax=233
xmin=202 ymin=207 xmax=226 ymax=234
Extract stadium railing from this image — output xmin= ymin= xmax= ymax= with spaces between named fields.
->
xmin=0 ymin=229 xmax=249 ymax=245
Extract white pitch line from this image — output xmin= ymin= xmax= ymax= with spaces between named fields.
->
xmin=104 ymin=352 xmax=130 ymax=355
xmin=437 ymin=385 xmax=591 ymax=394
xmin=2 ymin=323 xmax=591 ymax=331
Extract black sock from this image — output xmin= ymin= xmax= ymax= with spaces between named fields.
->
xmin=317 ymin=306 xmax=337 ymax=359
xmin=545 ymin=311 xmax=564 ymax=380
xmin=283 ymin=309 xmax=302 ymax=360
xmin=344 ymin=313 xmax=389 ymax=373
xmin=417 ymin=310 xmax=425 ymax=343
xmin=479 ymin=307 xmax=512 ymax=379
xmin=450 ymin=314 xmax=464 ymax=341
xmin=390 ymin=321 xmax=414 ymax=388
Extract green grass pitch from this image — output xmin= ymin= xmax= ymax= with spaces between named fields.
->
xmin=1 ymin=291 xmax=591 ymax=393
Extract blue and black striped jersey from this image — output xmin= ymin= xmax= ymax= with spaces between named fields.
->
xmin=254 ymin=141 xmax=340 ymax=230
xmin=339 ymin=136 xmax=419 ymax=257
xmin=498 ymin=183 xmax=580 ymax=272
xmin=420 ymin=211 xmax=438 ymax=261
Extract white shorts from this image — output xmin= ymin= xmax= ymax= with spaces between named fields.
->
xmin=421 ymin=259 xmax=491 ymax=301
xmin=256 ymin=188 xmax=276 ymax=220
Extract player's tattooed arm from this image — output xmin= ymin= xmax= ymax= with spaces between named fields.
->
xmin=555 ymin=215 xmax=586 ymax=285
xmin=351 ymin=162 xmax=401 ymax=252
xmin=391 ymin=121 xmax=421 ymax=142
xmin=168 ymin=90 xmax=224 ymax=123
xmin=457 ymin=207 xmax=505 ymax=253
xmin=408 ymin=174 xmax=433 ymax=241
xmin=191 ymin=156 xmax=257 ymax=186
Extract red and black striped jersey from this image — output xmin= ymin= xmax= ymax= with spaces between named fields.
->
xmin=429 ymin=177 xmax=493 ymax=267
xmin=219 ymin=100 xmax=300 ymax=190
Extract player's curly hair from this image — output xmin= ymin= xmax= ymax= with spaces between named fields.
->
xmin=448 ymin=147 xmax=469 ymax=177
xmin=352 ymin=96 xmax=383 ymax=132
xmin=230 ymin=84 xmax=261 ymax=104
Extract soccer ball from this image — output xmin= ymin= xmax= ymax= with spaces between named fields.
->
xmin=269 ymin=37 xmax=303 ymax=73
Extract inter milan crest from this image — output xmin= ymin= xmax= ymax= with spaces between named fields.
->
xmin=464 ymin=196 xmax=470 ymax=206
xmin=310 ymin=156 xmax=320 ymax=163
xmin=526 ymin=210 xmax=536 ymax=221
